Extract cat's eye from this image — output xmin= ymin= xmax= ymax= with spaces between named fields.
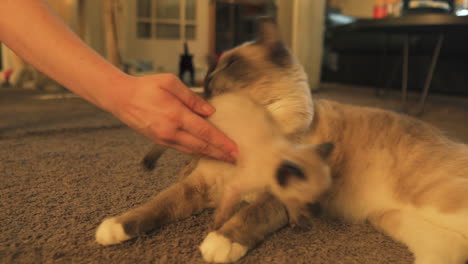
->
xmin=276 ymin=161 xmax=305 ymax=187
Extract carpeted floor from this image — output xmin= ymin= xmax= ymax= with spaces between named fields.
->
xmin=1 ymin=84 xmax=467 ymax=264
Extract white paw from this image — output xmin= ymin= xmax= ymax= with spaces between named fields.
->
xmin=199 ymin=232 xmax=248 ymax=263
xmin=95 ymin=217 xmax=131 ymax=245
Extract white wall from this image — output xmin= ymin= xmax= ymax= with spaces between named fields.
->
xmin=296 ymin=0 xmax=325 ymax=92
xmin=1 ymin=44 xmax=10 ymax=70
xmin=82 ymin=0 xmax=327 ymax=88
xmin=276 ymin=0 xmax=293 ymax=48
xmin=121 ymin=0 xmax=210 ymax=81
xmin=83 ymin=1 xmax=106 ymax=56
xmin=339 ymin=0 xmax=374 ymax=18
xmin=277 ymin=0 xmax=325 ymax=92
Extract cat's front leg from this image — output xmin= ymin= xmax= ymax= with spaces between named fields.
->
xmin=96 ymin=170 xmax=210 ymax=245
xmin=199 ymin=193 xmax=288 ymax=263
xmin=213 ymin=185 xmax=242 ymax=230
xmin=213 ymin=176 xmax=259 ymax=230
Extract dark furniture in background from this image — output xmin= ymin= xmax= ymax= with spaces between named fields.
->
xmin=324 ymin=13 xmax=468 ymax=115
xmin=403 ymin=0 xmax=455 ymax=14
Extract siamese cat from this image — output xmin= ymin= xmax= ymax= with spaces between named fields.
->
xmin=303 ymin=99 xmax=468 ymax=264
xmin=96 ymin=19 xmax=468 ymax=264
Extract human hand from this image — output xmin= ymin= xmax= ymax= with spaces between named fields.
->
xmin=0 ymin=0 xmax=236 ymax=161
xmin=109 ymin=73 xmax=238 ymax=162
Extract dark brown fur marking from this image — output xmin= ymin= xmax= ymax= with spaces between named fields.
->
xmin=218 ymin=193 xmax=288 ymax=248
xmin=267 ymin=41 xmax=291 ymax=67
xmin=117 ymin=176 xmax=210 ymax=237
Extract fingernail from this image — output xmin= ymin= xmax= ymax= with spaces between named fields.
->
xmin=220 ymin=153 xmax=234 ymax=164
xmin=202 ymin=104 xmax=215 ymax=115
xmin=224 ymin=151 xmax=237 ymax=164
xmin=230 ymin=151 xmax=238 ymax=161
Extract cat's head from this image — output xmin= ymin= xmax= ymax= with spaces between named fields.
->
xmin=271 ymin=142 xmax=334 ymax=228
xmin=204 ymin=17 xmax=307 ymax=98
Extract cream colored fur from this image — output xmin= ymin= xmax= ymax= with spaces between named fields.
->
xmin=95 ymin=93 xmax=329 ymax=258
xmin=305 ymin=99 xmax=468 ymax=264
xmin=95 ymin=19 xmax=468 ymax=264
xmin=199 ymin=93 xmax=331 ymax=228
xmin=213 ymin=43 xmax=313 ymax=139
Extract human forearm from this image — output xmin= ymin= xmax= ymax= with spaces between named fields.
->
xmin=0 ymin=0 xmax=237 ymax=161
xmin=0 ymin=0 xmax=129 ymax=111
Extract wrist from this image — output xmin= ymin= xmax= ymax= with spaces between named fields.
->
xmin=97 ymin=72 xmax=137 ymax=115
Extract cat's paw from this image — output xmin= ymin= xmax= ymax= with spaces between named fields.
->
xmin=95 ymin=217 xmax=131 ymax=245
xmin=199 ymin=232 xmax=248 ymax=263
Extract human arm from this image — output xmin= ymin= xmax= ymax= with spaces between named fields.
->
xmin=0 ymin=0 xmax=237 ymax=162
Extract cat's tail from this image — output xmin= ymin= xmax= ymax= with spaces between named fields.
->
xmin=141 ymin=144 xmax=169 ymax=171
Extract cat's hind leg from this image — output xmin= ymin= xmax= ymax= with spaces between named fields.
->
xmin=370 ymin=210 xmax=468 ymax=264
xmin=199 ymin=193 xmax=289 ymax=263
xmin=141 ymin=144 xmax=169 ymax=171
xmin=96 ymin=166 xmax=211 ymax=245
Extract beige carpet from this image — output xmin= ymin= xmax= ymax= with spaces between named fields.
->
xmin=3 ymin=83 xmax=467 ymax=263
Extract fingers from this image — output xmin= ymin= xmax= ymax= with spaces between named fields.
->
xmin=180 ymin=111 xmax=238 ymax=160
xmin=173 ymin=130 xmax=235 ymax=163
xmin=160 ymin=74 xmax=215 ymax=117
xmin=137 ymin=73 xmax=238 ymax=161
xmin=142 ymin=130 xmax=194 ymax=156
xmin=144 ymin=122 xmax=235 ymax=162
xmin=164 ymin=144 xmax=195 ymax=157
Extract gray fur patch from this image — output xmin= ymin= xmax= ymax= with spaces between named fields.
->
xmin=268 ymin=42 xmax=291 ymax=67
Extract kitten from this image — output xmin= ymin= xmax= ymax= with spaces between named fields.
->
xmin=95 ymin=92 xmax=332 ymax=248
xmin=201 ymin=93 xmax=333 ymax=230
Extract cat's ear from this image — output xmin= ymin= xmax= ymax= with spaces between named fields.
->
xmin=315 ymin=142 xmax=335 ymax=160
xmin=256 ymin=17 xmax=291 ymax=67
xmin=276 ymin=161 xmax=305 ymax=187
xmin=256 ymin=17 xmax=282 ymax=45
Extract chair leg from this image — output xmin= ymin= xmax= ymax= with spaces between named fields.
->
xmin=401 ymin=33 xmax=410 ymax=113
xmin=376 ymin=34 xmax=389 ymax=97
xmin=415 ymin=33 xmax=444 ymax=116
xmin=383 ymin=56 xmax=400 ymax=96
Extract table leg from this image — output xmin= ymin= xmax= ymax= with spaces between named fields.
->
xmin=401 ymin=34 xmax=409 ymax=113
xmin=384 ymin=56 xmax=400 ymax=95
xmin=376 ymin=34 xmax=389 ymax=97
xmin=415 ymin=33 xmax=444 ymax=116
